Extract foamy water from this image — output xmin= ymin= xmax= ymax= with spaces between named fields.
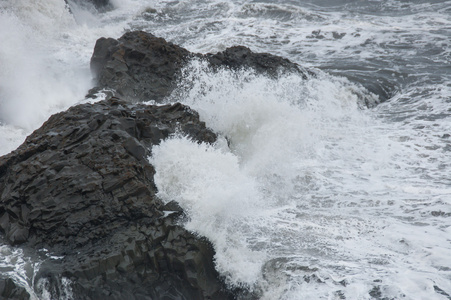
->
xmin=0 ymin=0 xmax=136 ymax=155
xmin=1 ymin=0 xmax=450 ymax=299
xmin=152 ymin=60 xmax=451 ymax=299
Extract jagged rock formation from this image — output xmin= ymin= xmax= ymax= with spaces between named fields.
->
xmin=89 ymin=32 xmax=191 ymax=102
xmin=205 ymin=45 xmax=311 ymax=77
xmin=0 ymin=98 xmax=233 ymax=299
xmin=88 ymin=30 xmax=311 ymax=102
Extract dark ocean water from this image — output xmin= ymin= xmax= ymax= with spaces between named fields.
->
xmin=0 ymin=0 xmax=450 ymax=299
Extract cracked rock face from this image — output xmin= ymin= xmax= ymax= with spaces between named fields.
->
xmin=0 ymin=98 xmax=233 ymax=299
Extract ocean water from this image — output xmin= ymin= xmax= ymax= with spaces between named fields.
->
xmin=0 ymin=0 xmax=450 ymax=299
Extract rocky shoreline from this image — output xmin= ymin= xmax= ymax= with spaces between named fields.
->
xmin=0 ymin=30 xmax=314 ymax=299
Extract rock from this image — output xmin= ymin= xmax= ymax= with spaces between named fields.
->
xmin=88 ymin=30 xmax=311 ymax=102
xmin=90 ymin=0 xmax=109 ymax=8
xmin=67 ymin=0 xmax=111 ymax=11
xmin=0 ymin=98 xmax=233 ymax=299
xmin=89 ymin=31 xmax=192 ymax=102
xmin=205 ymin=45 xmax=311 ymax=78
xmin=0 ymin=278 xmax=30 ymax=300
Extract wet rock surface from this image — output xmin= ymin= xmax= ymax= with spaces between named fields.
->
xmin=88 ymin=30 xmax=311 ymax=102
xmin=205 ymin=45 xmax=312 ymax=78
xmin=89 ymin=31 xmax=191 ymax=102
xmin=0 ymin=98 xmax=233 ymax=299
xmin=67 ymin=0 xmax=112 ymax=11
xmin=0 ymin=278 xmax=30 ymax=300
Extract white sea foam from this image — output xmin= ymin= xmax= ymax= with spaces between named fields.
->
xmin=0 ymin=124 xmax=27 ymax=156
xmin=0 ymin=0 xmax=143 ymax=154
xmin=0 ymin=244 xmax=41 ymax=299
xmin=35 ymin=276 xmax=74 ymax=300
xmin=0 ymin=1 xmax=87 ymax=129
xmin=151 ymin=135 xmax=267 ymax=287
xmin=152 ymin=61 xmax=451 ymax=299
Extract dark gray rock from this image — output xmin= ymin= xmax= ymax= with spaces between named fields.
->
xmin=0 ymin=278 xmax=30 ymax=300
xmin=67 ymin=0 xmax=111 ymax=11
xmin=0 ymin=98 xmax=233 ymax=299
xmin=205 ymin=45 xmax=312 ymax=78
xmin=88 ymin=31 xmax=311 ymax=102
xmin=89 ymin=32 xmax=192 ymax=102
xmin=91 ymin=0 xmax=109 ymax=8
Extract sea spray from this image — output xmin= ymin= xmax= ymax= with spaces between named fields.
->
xmin=0 ymin=0 xmax=135 ymax=156
xmin=167 ymin=60 xmax=380 ymax=199
xmin=0 ymin=0 xmax=90 ymax=130
xmin=151 ymin=135 xmax=267 ymax=289
xmin=152 ymin=61 xmax=451 ymax=299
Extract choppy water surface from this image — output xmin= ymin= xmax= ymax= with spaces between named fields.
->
xmin=1 ymin=0 xmax=450 ymax=299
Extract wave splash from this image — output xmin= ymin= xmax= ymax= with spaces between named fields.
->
xmin=149 ymin=61 xmax=451 ymax=299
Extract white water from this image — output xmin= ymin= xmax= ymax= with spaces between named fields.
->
xmin=1 ymin=0 xmax=450 ymax=299
xmin=152 ymin=60 xmax=451 ymax=299
xmin=0 ymin=245 xmax=72 ymax=300
xmin=0 ymin=0 xmax=138 ymax=155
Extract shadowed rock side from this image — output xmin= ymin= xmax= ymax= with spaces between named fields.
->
xmin=0 ymin=98 xmax=235 ymax=300
xmin=88 ymin=30 xmax=311 ymax=102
